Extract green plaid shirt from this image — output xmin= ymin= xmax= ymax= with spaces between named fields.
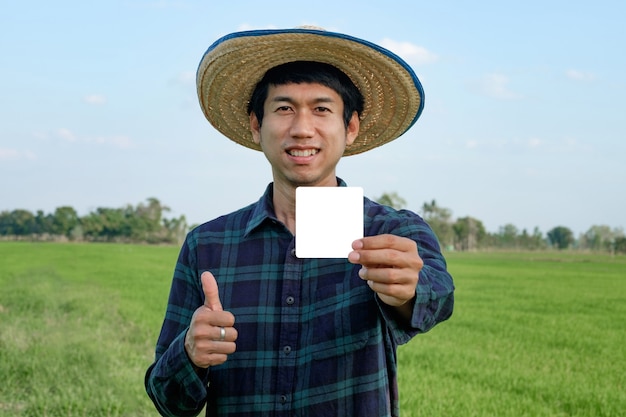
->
xmin=145 ymin=180 xmax=454 ymax=417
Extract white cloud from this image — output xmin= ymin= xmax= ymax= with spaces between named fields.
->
xmin=171 ymin=71 xmax=195 ymax=87
xmin=0 ymin=148 xmax=21 ymax=160
xmin=555 ymin=137 xmax=593 ymax=153
xmin=0 ymin=148 xmax=36 ymax=161
xmin=57 ymin=128 xmax=77 ymax=142
xmin=527 ymin=137 xmax=542 ymax=148
xmin=469 ymin=73 xmax=523 ymax=100
xmin=379 ymin=38 xmax=439 ymax=65
xmin=463 ymin=137 xmax=544 ymax=151
xmin=465 ymin=140 xmax=479 ymax=149
xmin=464 ymin=136 xmax=594 ymax=156
xmin=565 ymin=69 xmax=595 ymax=81
xmin=92 ymin=135 xmax=134 ymax=149
xmin=83 ymin=94 xmax=107 ymax=105
xmin=53 ymin=128 xmax=134 ymax=149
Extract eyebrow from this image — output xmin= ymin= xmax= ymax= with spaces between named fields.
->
xmin=270 ymin=96 xmax=336 ymax=104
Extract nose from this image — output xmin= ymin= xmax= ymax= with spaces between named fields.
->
xmin=289 ymin=111 xmax=315 ymax=139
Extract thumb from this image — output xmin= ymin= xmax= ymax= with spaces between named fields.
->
xmin=201 ymin=271 xmax=223 ymax=311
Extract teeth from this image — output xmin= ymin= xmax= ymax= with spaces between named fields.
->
xmin=289 ymin=149 xmax=318 ymax=157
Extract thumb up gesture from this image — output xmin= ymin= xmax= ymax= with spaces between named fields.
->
xmin=185 ymin=271 xmax=237 ymax=369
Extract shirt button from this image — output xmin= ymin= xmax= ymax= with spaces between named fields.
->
xmin=285 ymin=296 xmax=295 ymax=305
xmin=279 ymin=395 xmax=288 ymax=404
xmin=291 ymin=248 xmax=296 ymax=257
xmin=283 ymin=345 xmax=292 ymax=355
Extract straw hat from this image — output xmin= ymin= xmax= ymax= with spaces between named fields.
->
xmin=197 ymin=27 xmax=424 ymax=156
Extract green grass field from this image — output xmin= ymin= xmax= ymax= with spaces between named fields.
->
xmin=1 ymin=242 xmax=624 ymax=416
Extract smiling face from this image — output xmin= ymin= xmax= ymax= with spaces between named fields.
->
xmin=250 ymin=82 xmax=359 ymax=189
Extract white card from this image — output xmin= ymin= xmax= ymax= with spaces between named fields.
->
xmin=295 ymin=186 xmax=363 ymax=258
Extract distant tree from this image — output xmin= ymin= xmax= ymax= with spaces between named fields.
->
xmin=163 ymin=215 xmax=188 ymax=245
xmin=80 ymin=211 xmax=105 ymax=239
xmin=420 ymin=200 xmax=454 ymax=249
xmin=0 ymin=199 xmax=189 ymax=244
xmin=81 ymin=207 xmax=128 ymax=240
xmin=519 ymin=229 xmax=530 ymax=248
xmin=376 ymin=192 xmax=407 ymax=210
xmin=547 ymin=226 xmax=575 ymax=250
xmin=580 ymin=225 xmax=624 ymax=252
xmin=615 ymin=237 xmax=626 ymax=254
xmin=128 ymin=198 xmax=171 ymax=242
xmin=453 ymin=216 xmax=486 ymax=250
xmin=51 ymin=206 xmax=79 ymax=238
xmin=34 ymin=210 xmax=53 ymax=235
xmin=498 ymin=223 xmax=520 ymax=248
xmin=518 ymin=227 xmax=547 ymax=250
xmin=4 ymin=210 xmax=36 ymax=236
xmin=5 ymin=197 xmax=619 ymax=250
xmin=0 ymin=211 xmax=13 ymax=235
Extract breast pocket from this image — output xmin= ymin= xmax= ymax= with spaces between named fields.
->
xmin=309 ymin=273 xmax=380 ymax=360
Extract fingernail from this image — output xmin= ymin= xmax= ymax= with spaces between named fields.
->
xmin=352 ymin=239 xmax=364 ymax=249
xmin=358 ymin=266 xmax=368 ymax=279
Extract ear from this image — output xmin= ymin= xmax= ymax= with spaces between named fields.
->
xmin=345 ymin=111 xmax=360 ymax=146
xmin=250 ymin=112 xmax=261 ymax=145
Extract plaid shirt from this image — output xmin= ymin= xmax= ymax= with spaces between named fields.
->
xmin=145 ymin=180 xmax=454 ymax=417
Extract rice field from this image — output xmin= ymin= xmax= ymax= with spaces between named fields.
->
xmin=0 ymin=242 xmax=624 ymax=416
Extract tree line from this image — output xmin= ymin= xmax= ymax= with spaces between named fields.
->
xmin=377 ymin=193 xmax=626 ymax=254
xmin=2 ymin=194 xmax=624 ymax=253
xmin=0 ymin=198 xmax=187 ymax=244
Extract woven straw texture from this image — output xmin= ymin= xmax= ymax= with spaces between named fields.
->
xmin=197 ymin=30 xmax=423 ymax=156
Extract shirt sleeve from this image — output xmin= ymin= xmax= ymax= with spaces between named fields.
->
xmin=377 ymin=214 xmax=455 ymax=345
xmin=145 ymin=331 xmax=209 ymax=417
xmin=145 ymin=236 xmax=210 ymax=417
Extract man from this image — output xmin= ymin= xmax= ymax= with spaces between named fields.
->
xmin=145 ymin=27 xmax=454 ymax=417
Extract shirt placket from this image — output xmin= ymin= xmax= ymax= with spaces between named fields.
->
xmin=275 ymin=238 xmax=302 ymax=414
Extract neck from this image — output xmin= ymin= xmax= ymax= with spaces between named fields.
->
xmin=272 ymin=182 xmax=297 ymax=234
xmin=271 ymin=176 xmax=340 ymax=235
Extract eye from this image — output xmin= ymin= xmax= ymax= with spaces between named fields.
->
xmin=315 ymin=106 xmax=331 ymax=113
xmin=275 ymin=105 xmax=293 ymax=113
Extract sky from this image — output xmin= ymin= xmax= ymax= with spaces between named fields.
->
xmin=1 ymin=0 xmax=624 ymax=236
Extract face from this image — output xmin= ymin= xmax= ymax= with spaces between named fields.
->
xmin=250 ymin=82 xmax=359 ymax=189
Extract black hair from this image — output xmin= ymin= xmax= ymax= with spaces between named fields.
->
xmin=247 ymin=61 xmax=364 ymax=128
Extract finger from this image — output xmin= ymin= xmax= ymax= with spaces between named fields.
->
xmin=351 ymin=247 xmax=413 ymax=269
xmin=201 ymin=271 xmax=223 ymax=311
xmin=358 ymin=264 xmax=407 ymax=284
xmin=193 ymin=348 xmax=236 ymax=368
xmin=199 ymin=353 xmax=229 ymax=368
xmin=213 ymin=325 xmax=238 ymax=342
xmin=194 ymin=338 xmax=237 ymax=356
xmin=360 ymin=268 xmax=418 ymax=305
xmin=350 ymin=237 xmax=421 ymax=270
xmin=352 ymin=234 xmax=415 ymax=252
xmin=365 ymin=248 xmax=401 ymax=267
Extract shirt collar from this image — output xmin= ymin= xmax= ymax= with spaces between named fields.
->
xmin=244 ymin=178 xmax=347 ymax=237
xmin=244 ymin=182 xmax=276 ymax=237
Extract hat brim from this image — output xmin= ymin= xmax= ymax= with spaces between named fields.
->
xmin=197 ymin=28 xmax=424 ymax=156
